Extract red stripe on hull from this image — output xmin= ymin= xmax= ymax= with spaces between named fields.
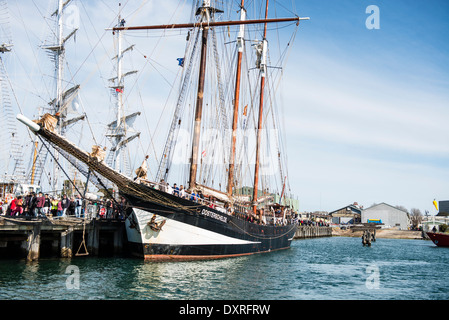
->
xmin=143 ymin=246 xmax=291 ymax=261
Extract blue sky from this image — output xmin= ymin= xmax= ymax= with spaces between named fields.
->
xmin=3 ymin=0 xmax=449 ymax=214
xmin=283 ymin=0 xmax=449 ymax=212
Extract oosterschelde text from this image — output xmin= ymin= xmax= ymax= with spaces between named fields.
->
xmin=179 ymin=304 xmax=271 ymax=317
xmin=201 ymin=209 xmax=228 ymax=223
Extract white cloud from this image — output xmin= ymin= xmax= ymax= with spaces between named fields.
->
xmin=283 ymin=47 xmax=449 ymax=158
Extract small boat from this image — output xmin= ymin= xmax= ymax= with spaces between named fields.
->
xmin=426 ymin=232 xmax=449 ymax=247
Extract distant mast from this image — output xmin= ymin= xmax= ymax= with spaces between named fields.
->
xmin=53 ymin=0 xmax=65 ymax=194
xmin=106 ymin=4 xmax=140 ymax=178
xmin=252 ymin=0 xmax=270 ymax=213
xmin=114 ymin=6 xmax=124 ymax=173
xmin=43 ymin=0 xmax=79 ymax=194
xmin=56 ymin=0 xmax=64 ymax=117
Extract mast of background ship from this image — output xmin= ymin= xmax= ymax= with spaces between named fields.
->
xmin=53 ymin=0 xmax=64 ymax=195
xmin=252 ymin=0 xmax=269 ymax=213
xmin=113 ymin=6 xmax=124 ymax=174
xmin=227 ymin=0 xmax=245 ymax=198
xmin=45 ymin=0 xmax=78 ymax=195
xmin=108 ymin=6 xmax=140 ymax=185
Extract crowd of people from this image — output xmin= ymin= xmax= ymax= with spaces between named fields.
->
xmin=152 ymin=179 xmax=298 ymax=226
xmin=0 ymin=192 xmax=127 ymax=220
xmin=297 ymin=219 xmax=329 ymax=227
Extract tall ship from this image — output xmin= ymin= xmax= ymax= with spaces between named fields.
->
xmin=1 ymin=0 xmax=84 ymax=199
xmin=18 ymin=0 xmax=308 ymax=260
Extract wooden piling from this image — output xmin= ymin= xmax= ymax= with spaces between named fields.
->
xmin=26 ymin=224 xmax=41 ymax=261
xmin=351 ymin=223 xmax=382 ymax=246
xmin=0 ymin=217 xmax=125 ymax=260
xmin=61 ymin=227 xmax=74 ymax=258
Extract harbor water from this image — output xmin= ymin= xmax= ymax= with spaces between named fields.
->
xmin=0 ymin=237 xmax=448 ymax=300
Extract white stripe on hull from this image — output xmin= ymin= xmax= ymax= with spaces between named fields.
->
xmin=125 ymin=208 xmax=260 ymax=246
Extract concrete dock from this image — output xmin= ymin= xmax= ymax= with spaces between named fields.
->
xmin=0 ymin=216 xmax=126 ymax=261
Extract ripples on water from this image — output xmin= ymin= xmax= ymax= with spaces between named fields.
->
xmin=0 ymin=237 xmax=448 ymax=300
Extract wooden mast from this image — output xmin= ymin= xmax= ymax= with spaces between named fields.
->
xmin=188 ymin=1 xmax=211 ymax=192
xmin=252 ymin=0 xmax=270 ymax=213
xmin=227 ymin=0 xmax=245 ymax=197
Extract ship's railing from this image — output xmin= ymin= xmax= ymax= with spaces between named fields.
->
xmin=136 ymin=178 xmax=228 ymax=212
xmin=135 ymin=178 xmax=296 ymax=226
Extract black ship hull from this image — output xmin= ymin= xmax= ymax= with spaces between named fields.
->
xmin=123 ymin=190 xmax=297 ymax=260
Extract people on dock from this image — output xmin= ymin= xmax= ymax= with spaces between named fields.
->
xmin=10 ymin=196 xmax=23 ymax=216
xmin=75 ymin=195 xmax=83 ymax=218
xmin=36 ymin=192 xmax=45 ymax=217
xmin=42 ymin=194 xmax=50 ymax=216
xmin=61 ymin=194 xmax=70 ymax=216
xmin=0 ymin=191 xmax=129 ymax=221
xmin=51 ymin=197 xmax=59 ymax=216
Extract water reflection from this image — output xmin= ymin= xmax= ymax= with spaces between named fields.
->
xmin=128 ymin=255 xmax=255 ymax=299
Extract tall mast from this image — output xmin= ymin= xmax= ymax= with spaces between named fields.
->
xmin=252 ymin=0 xmax=269 ymax=213
xmin=106 ymin=6 xmax=140 ymax=177
xmin=115 ymin=6 xmax=124 ymax=173
xmin=188 ymin=0 xmax=213 ymax=192
xmin=34 ymin=0 xmax=80 ymax=193
xmin=227 ymin=0 xmax=245 ymax=197
xmin=53 ymin=0 xmax=65 ymax=195
xmin=56 ymin=0 xmax=64 ymax=113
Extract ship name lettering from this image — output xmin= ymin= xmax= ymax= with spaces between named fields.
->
xmin=201 ymin=209 xmax=228 ymax=223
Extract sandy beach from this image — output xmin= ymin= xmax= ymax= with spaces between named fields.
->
xmin=332 ymin=227 xmax=424 ymax=240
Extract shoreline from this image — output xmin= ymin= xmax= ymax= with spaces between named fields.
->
xmin=331 ymin=227 xmax=424 ymax=240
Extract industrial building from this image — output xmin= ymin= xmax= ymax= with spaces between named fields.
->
xmin=362 ymin=203 xmax=410 ymax=230
xmin=329 ymin=203 xmax=362 ymax=224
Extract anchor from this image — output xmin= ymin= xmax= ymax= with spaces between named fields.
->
xmin=147 ymin=214 xmax=166 ymax=232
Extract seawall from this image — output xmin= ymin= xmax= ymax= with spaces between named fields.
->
xmin=294 ymin=226 xmax=332 ymax=239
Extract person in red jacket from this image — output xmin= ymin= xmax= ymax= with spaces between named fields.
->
xmin=36 ymin=192 xmax=45 ymax=217
xmin=10 ymin=196 xmax=24 ymax=216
